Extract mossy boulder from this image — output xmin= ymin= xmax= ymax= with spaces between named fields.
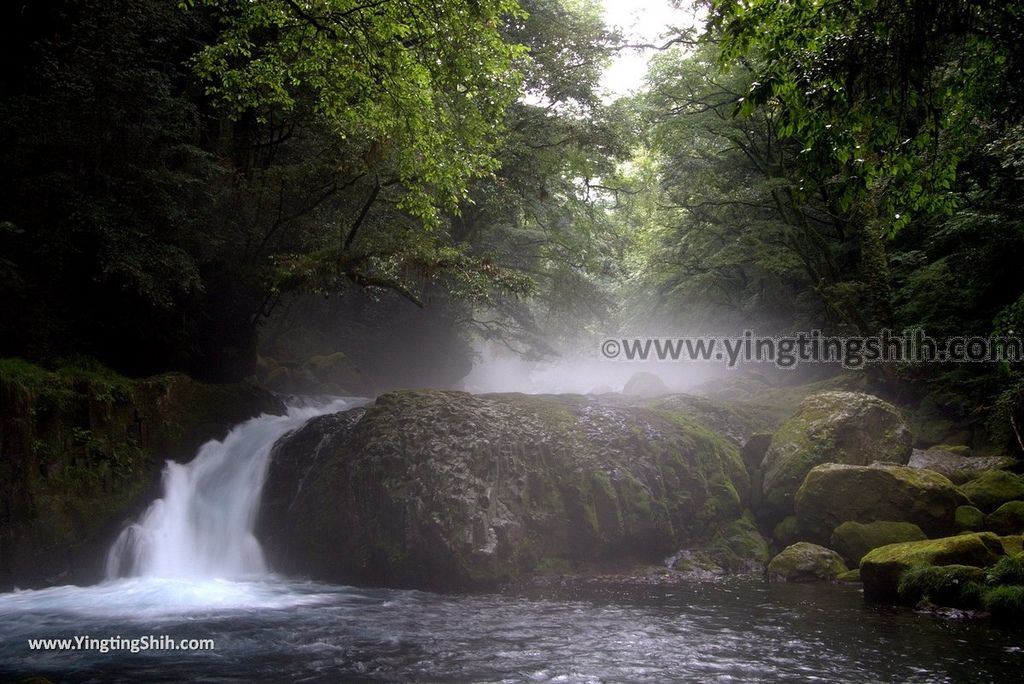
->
xmin=0 ymin=358 xmax=283 ymax=589
xmin=773 ymin=515 xmax=801 ymax=548
xmin=767 ymin=542 xmax=848 ymax=582
xmin=829 ymin=520 xmax=927 ymax=567
xmin=836 ymin=568 xmax=861 ymax=583
xmin=672 ymin=516 xmax=770 ymax=575
xmin=961 ymin=471 xmax=1024 ymax=513
xmin=259 ymin=390 xmax=752 ymax=590
xmin=1000 ymin=535 xmax=1024 ymax=556
xmin=795 ymin=463 xmax=968 ymax=543
xmin=954 ymin=505 xmax=985 ymax=532
xmin=985 ymin=501 xmax=1024 ymax=535
xmin=759 ymin=391 xmax=911 ymax=524
xmin=860 ymin=532 xmax=1005 ymax=602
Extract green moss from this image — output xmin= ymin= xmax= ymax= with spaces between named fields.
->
xmin=767 ymin=542 xmax=848 ymax=582
xmin=985 ymin=501 xmax=1024 ymax=535
xmin=760 ymin=391 xmax=911 ymax=522
xmin=897 ymin=564 xmax=987 ymax=608
xmin=955 ymin=505 xmax=985 ymax=532
xmin=982 ymin=585 xmax=1024 ymax=625
xmin=860 ymin=533 xmax=1005 ymax=602
xmin=704 ymin=516 xmax=770 ymax=572
xmin=961 ymin=471 xmax=1024 ymax=513
xmin=830 ymin=520 xmax=927 ymax=566
xmin=1000 ymin=535 xmax=1024 ymax=556
xmin=795 ymin=463 xmax=967 ymax=544
xmin=987 ymin=552 xmax=1024 ymax=585
xmin=837 ymin=568 xmax=861 ymax=582
xmin=773 ymin=515 xmax=801 ymax=547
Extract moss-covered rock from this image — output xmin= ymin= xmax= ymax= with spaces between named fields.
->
xmin=773 ymin=515 xmax=801 ymax=548
xmin=954 ymin=505 xmax=985 ymax=533
xmin=759 ymin=391 xmax=912 ymax=524
xmin=829 ymin=520 xmax=927 ymax=567
xmin=860 ymin=532 xmax=1005 ymax=602
xmin=766 ymin=542 xmax=848 ymax=582
xmin=985 ymin=501 xmax=1024 ymax=535
xmin=673 ymin=516 xmax=770 ymax=575
xmin=0 ymin=358 xmax=283 ymax=589
xmin=643 ymin=394 xmax=778 ymax=447
xmin=259 ymin=390 xmax=753 ymax=590
xmin=961 ymin=471 xmax=1024 ymax=513
xmin=1000 ymin=535 xmax=1024 ymax=556
xmin=836 ymin=568 xmax=861 ymax=583
xmin=794 ymin=463 xmax=968 ymax=543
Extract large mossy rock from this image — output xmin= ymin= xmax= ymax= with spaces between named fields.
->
xmin=670 ymin=516 xmax=770 ymax=575
xmin=961 ymin=471 xmax=1024 ymax=513
xmin=829 ymin=520 xmax=927 ymax=567
xmin=759 ymin=391 xmax=912 ymax=523
xmin=0 ymin=359 xmax=283 ymax=589
xmin=766 ymin=542 xmax=848 ymax=582
xmin=985 ymin=501 xmax=1024 ymax=535
xmin=259 ymin=390 xmax=752 ymax=590
xmin=794 ymin=463 xmax=968 ymax=543
xmin=860 ymin=532 xmax=1005 ymax=602
xmin=954 ymin=505 xmax=985 ymax=532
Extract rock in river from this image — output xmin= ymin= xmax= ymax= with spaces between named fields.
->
xmin=794 ymin=463 xmax=968 ymax=543
xmin=258 ymin=390 xmax=752 ymax=590
xmin=759 ymin=391 xmax=912 ymax=524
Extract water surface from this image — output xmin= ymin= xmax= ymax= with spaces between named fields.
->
xmin=0 ymin=576 xmax=1018 ymax=682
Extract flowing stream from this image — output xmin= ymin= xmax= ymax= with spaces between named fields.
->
xmin=0 ymin=400 xmax=1022 ymax=682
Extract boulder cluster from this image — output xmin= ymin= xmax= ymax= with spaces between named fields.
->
xmin=260 ymin=386 xmax=1024 ymax=622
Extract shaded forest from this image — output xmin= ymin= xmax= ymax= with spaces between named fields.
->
xmin=2 ymin=0 xmax=1023 ymax=451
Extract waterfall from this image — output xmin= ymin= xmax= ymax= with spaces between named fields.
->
xmin=106 ymin=399 xmax=352 ymax=580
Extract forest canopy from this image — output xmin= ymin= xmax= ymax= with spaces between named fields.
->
xmin=1 ymin=0 xmax=1022 ymax=451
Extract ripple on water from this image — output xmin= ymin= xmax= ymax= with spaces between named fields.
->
xmin=0 ymin=577 xmax=1021 ymax=682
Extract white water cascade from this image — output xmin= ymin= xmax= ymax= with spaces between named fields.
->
xmin=106 ymin=398 xmax=352 ymax=580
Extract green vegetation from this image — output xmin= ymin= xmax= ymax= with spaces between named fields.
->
xmin=892 ymin=552 xmax=1024 ymax=624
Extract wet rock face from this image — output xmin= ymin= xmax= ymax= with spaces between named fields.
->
xmin=758 ymin=391 xmax=913 ymax=525
xmin=258 ymin=390 xmax=751 ymax=590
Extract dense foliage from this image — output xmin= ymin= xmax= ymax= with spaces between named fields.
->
xmin=2 ymin=0 xmax=1023 ymax=451
xmin=0 ymin=0 xmax=623 ymax=377
xmin=620 ymin=0 xmax=1024 ymax=449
